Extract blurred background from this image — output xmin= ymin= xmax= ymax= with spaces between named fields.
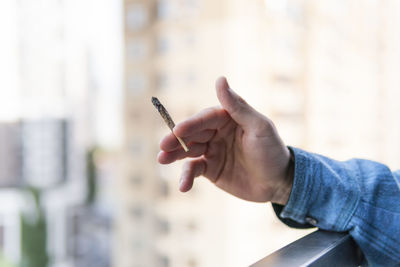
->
xmin=0 ymin=0 xmax=400 ymax=266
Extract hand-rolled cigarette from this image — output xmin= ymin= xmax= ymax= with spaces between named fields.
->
xmin=151 ymin=97 xmax=189 ymax=152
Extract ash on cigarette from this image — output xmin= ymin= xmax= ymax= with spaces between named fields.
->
xmin=151 ymin=97 xmax=175 ymax=130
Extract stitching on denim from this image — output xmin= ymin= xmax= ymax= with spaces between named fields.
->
xmin=354 ymin=211 xmax=400 ymax=248
xmin=355 ymin=225 xmax=400 ymax=262
xmin=335 ymin=166 xmax=360 ymax=230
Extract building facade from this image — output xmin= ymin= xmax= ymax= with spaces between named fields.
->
xmin=121 ymin=1 xmax=400 ymax=267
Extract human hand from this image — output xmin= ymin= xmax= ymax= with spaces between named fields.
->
xmin=158 ymin=77 xmax=293 ymax=205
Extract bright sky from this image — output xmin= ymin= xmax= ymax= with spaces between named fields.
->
xmin=0 ymin=0 xmax=20 ymax=122
xmin=0 ymin=0 xmax=123 ymax=148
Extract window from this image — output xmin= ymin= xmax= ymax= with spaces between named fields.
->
xmin=183 ymin=0 xmax=198 ymax=9
xmin=132 ymin=238 xmax=144 ymax=250
xmin=183 ymin=70 xmax=197 ymax=85
xmin=130 ymin=205 xmax=145 ymax=219
xmin=126 ymin=4 xmax=148 ymax=31
xmin=186 ymin=258 xmax=198 ymax=267
xmin=182 ymin=0 xmax=199 ymax=17
xmin=129 ymin=138 xmax=145 ymax=157
xmin=158 ymin=180 xmax=169 ymax=197
xmin=183 ymin=32 xmax=196 ymax=48
xmin=157 ymin=255 xmax=170 ymax=267
xmin=128 ymin=73 xmax=147 ymax=95
xmin=131 ymin=174 xmax=143 ymax=187
xmin=21 ymin=119 xmax=67 ymax=188
xmin=127 ymin=39 xmax=147 ymax=61
xmin=186 ymin=220 xmax=197 ymax=232
xmin=157 ymin=0 xmax=173 ymax=20
xmin=156 ymin=73 xmax=168 ymax=91
xmin=156 ymin=218 xmax=170 ymax=235
xmin=157 ymin=36 xmax=170 ymax=55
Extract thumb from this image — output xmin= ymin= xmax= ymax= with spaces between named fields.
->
xmin=215 ymin=77 xmax=258 ymax=128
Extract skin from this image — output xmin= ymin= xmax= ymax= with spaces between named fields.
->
xmin=158 ymin=77 xmax=294 ymax=205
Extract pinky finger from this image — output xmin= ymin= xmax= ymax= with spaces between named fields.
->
xmin=179 ymin=158 xmax=207 ymax=192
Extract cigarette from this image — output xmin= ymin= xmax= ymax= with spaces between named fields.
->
xmin=151 ymin=97 xmax=189 ymax=152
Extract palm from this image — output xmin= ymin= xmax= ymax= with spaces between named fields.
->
xmin=205 ymin=118 xmax=288 ymax=202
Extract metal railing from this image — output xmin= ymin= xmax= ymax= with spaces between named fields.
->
xmin=250 ymin=230 xmax=368 ymax=267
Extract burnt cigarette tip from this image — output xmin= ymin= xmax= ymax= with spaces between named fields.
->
xmin=152 ymin=96 xmax=163 ymax=111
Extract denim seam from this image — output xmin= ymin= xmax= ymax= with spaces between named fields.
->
xmin=355 ymin=225 xmax=400 ymax=262
xmin=353 ymin=210 xmax=400 ymax=248
xmin=334 ymin=167 xmax=360 ymax=231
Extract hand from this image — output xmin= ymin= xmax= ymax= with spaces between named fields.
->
xmin=158 ymin=77 xmax=294 ymax=205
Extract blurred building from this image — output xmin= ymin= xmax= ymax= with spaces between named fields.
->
xmin=302 ymin=0 xmax=400 ymax=166
xmin=2 ymin=0 xmax=399 ymax=267
xmin=120 ymin=1 xmax=227 ymax=266
xmin=0 ymin=0 xmax=119 ymax=266
xmin=0 ymin=123 xmax=22 ymax=187
xmin=21 ymin=119 xmax=69 ymax=188
xmin=121 ymin=1 xmax=400 ymax=267
xmin=120 ymin=1 xmax=303 ymax=267
xmin=0 ymin=119 xmax=69 ymax=189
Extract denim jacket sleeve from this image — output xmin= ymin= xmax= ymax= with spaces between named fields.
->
xmin=272 ymin=147 xmax=400 ymax=266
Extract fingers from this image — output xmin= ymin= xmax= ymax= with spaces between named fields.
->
xmin=158 ymin=143 xmax=208 ymax=164
xmin=179 ymin=158 xmax=207 ymax=192
xmin=215 ymin=76 xmax=259 ymax=129
xmin=160 ymin=129 xmax=216 ymax=152
xmin=173 ymin=107 xmax=230 ymax=138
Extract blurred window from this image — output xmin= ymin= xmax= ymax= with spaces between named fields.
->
xmin=156 ymin=218 xmax=170 ymax=235
xmin=132 ymin=238 xmax=144 ymax=250
xmin=186 ymin=220 xmax=197 ymax=232
xmin=157 ymin=0 xmax=173 ymax=20
xmin=156 ymin=73 xmax=168 ymax=91
xmin=128 ymin=73 xmax=147 ymax=95
xmin=127 ymin=39 xmax=147 ymax=61
xmin=22 ymin=119 xmax=67 ymax=188
xmin=182 ymin=0 xmax=200 ymax=17
xmin=184 ymin=70 xmax=197 ymax=85
xmin=0 ymin=224 xmax=4 ymax=248
xmin=265 ymin=0 xmax=288 ymax=14
xmin=126 ymin=4 xmax=148 ymax=31
xmin=183 ymin=0 xmax=198 ymax=9
xmin=159 ymin=180 xmax=169 ymax=197
xmin=131 ymin=205 xmax=144 ymax=219
xmin=129 ymin=139 xmax=144 ymax=156
xmin=271 ymin=74 xmax=295 ymax=84
xmin=187 ymin=258 xmax=198 ymax=267
xmin=157 ymin=255 xmax=170 ymax=267
xmin=131 ymin=174 xmax=143 ymax=187
xmin=157 ymin=36 xmax=170 ymax=55
xmin=183 ymin=32 xmax=196 ymax=48
xmin=0 ymin=122 xmax=22 ymax=187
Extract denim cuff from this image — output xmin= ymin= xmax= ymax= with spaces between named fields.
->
xmin=274 ymin=147 xmax=360 ymax=232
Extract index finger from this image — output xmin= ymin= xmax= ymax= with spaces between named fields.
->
xmin=173 ymin=107 xmax=231 ymax=137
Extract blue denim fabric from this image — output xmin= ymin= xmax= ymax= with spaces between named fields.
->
xmin=274 ymin=147 xmax=400 ymax=266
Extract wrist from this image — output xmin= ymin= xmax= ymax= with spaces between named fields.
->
xmin=271 ymin=148 xmax=294 ymax=205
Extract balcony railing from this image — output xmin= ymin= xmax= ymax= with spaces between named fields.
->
xmin=250 ymin=230 xmax=368 ymax=267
